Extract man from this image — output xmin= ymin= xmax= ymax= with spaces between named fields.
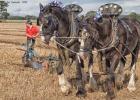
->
xmin=25 ymin=19 xmax=39 ymax=61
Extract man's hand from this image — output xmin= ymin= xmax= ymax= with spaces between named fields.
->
xmin=32 ymin=33 xmax=39 ymax=38
xmin=26 ymin=34 xmax=33 ymax=38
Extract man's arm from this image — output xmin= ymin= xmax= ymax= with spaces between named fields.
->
xmin=32 ymin=26 xmax=39 ymax=38
xmin=26 ymin=34 xmax=33 ymax=38
xmin=33 ymin=32 xmax=39 ymax=38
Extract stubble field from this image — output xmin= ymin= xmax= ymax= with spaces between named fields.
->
xmin=0 ymin=22 xmax=140 ymax=100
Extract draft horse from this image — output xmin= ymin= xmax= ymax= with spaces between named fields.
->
xmin=80 ymin=14 xmax=140 ymax=99
xmin=38 ymin=2 xmax=88 ymax=97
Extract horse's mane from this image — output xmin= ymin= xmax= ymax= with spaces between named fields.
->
xmin=49 ymin=1 xmax=62 ymax=8
xmin=43 ymin=1 xmax=69 ymax=25
xmin=43 ymin=1 xmax=63 ymax=12
xmin=43 ymin=1 xmax=67 ymax=19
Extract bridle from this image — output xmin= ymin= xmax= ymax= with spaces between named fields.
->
xmin=79 ymin=17 xmax=120 ymax=52
xmin=40 ymin=8 xmax=82 ymax=47
xmin=39 ymin=13 xmax=60 ymax=42
xmin=94 ymin=17 xmax=119 ymax=48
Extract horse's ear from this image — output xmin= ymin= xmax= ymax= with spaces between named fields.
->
xmin=40 ymin=3 xmax=44 ymax=11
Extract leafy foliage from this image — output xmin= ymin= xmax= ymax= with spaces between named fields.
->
xmin=128 ymin=12 xmax=140 ymax=21
xmin=0 ymin=1 xmax=9 ymax=19
xmin=85 ymin=11 xmax=96 ymax=19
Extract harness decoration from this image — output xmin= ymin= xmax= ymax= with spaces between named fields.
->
xmin=98 ymin=3 xmax=123 ymax=46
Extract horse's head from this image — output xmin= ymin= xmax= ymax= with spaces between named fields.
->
xmin=38 ymin=2 xmax=64 ymax=44
xmin=79 ymin=17 xmax=99 ymax=55
xmin=79 ymin=15 xmax=113 ymax=55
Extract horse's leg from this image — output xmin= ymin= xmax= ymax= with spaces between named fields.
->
xmin=75 ymin=55 xmax=86 ymax=97
xmin=127 ymin=44 xmax=139 ymax=92
xmin=57 ymin=56 xmax=71 ymax=95
xmin=97 ymin=51 xmax=107 ymax=73
xmin=97 ymin=52 xmax=103 ymax=72
xmin=102 ymin=53 xmax=107 ymax=73
xmin=115 ymin=57 xmax=126 ymax=89
xmin=88 ymin=53 xmax=98 ymax=92
xmin=106 ymin=54 xmax=120 ymax=99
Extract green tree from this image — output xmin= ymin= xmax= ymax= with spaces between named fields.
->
xmin=25 ymin=15 xmax=37 ymax=20
xmin=129 ymin=12 xmax=137 ymax=19
xmin=0 ymin=1 xmax=9 ymax=19
xmin=85 ymin=11 xmax=96 ymax=19
xmin=2 ymin=12 xmax=10 ymax=19
xmin=128 ymin=12 xmax=140 ymax=21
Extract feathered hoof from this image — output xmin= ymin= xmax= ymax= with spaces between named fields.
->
xmin=115 ymin=75 xmax=124 ymax=90
xmin=76 ymin=88 xmax=86 ymax=98
xmin=127 ymin=85 xmax=136 ymax=92
xmin=60 ymin=82 xmax=71 ymax=96
xmin=116 ymin=82 xmax=123 ymax=90
xmin=106 ymin=94 xmax=115 ymax=100
xmin=106 ymin=91 xmax=116 ymax=100
xmin=88 ymin=77 xmax=98 ymax=92
xmin=101 ymin=82 xmax=108 ymax=92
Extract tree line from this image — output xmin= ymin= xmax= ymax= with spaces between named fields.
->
xmin=0 ymin=1 xmax=140 ymax=21
xmin=0 ymin=1 xmax=37 ymax=20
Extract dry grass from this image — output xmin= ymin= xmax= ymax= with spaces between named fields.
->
xmin=0 ymin=22 xmax=140 ymax=100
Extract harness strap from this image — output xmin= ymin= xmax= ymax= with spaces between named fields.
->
xmin=121 ymin=20 xmax=132 ymax=41
xmin=109 ymin=16 xmax=119 ymax=46
xmin=119 ymin=20 xmax=137 ymax=59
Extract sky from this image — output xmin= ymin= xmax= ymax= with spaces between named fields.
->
xmin=5 ymin=0 xmax=140 ymax=16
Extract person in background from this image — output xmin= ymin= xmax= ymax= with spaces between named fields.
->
xmin=25 ymin=19 xmax=39 ymax=61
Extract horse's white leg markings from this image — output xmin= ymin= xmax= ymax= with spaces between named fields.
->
xmin=89 ymin=65 xmax=97 ymax=90
xmin=41 ymin=35 xmax=45 ymax=42
xmin=127 ymin=63 xmax=136 ymax=92
xmin=115 ymin=60 xmax=125 ymax=87
xmin=115 ymin=61 xmax=121 ymax=73
xmin=80 ymin=39 xmax=85 ymax=47
xmin=89 ymin=65 xmax=93 ymax=78
xmin=58 ymin=74 xmax=71 ymax=94
xmin=40 ymin=24 xmax=43 ymax=32
xmin=40 ymin=24 xmax=45 ymax=42
xmin=119 ymin=61 xmax=125 ymax=81
xmin=79 ymin=39 xmax=85 ymax=57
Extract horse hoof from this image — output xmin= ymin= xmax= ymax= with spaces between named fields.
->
xmin=60 ymin=82 xmax=71 ymax=95
xmin=106 ymin=91 xmax=116 ymax=100
xmin=61 ymin=86 xmax=71 ymax=95
xmin=88 ymin=77 xmax=98 ymax=92
xmin=87 ymin=84 xmax=98 ymax=93
xmin=101 ymin=82 xmax=108 ymax=92
xmin=116 ymin=84 xmax=123 ymax=90
xmin=127 ymin=86 xmax=136 ymax=92
xmin=106 ymin=94 xmax=115 ymax=100
xmin=115 ymin=78 xmax=123 ymax=90
xmin=76 ymin=88 xmax=86 ymax=97
xmin=87 ymin=86 xmax=94 ymax=93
